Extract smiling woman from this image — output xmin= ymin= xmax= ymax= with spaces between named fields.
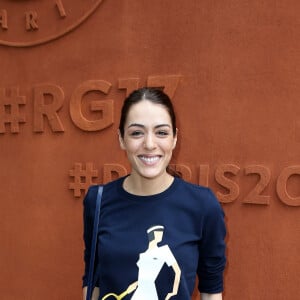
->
xmin=118 ymin=98 xmax=177 ymax=194
xmin=82 ymin=88 xmax=227 ymax=300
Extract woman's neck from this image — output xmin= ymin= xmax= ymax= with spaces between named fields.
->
xmin=123 ymin=172 xmax=174 ymax=196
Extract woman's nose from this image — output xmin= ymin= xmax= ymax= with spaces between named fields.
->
xmin=144 ymin=133 xmax=156 ymax=150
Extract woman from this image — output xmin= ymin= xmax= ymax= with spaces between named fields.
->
xmin=82 ymin=87 xmax=226 ymax=300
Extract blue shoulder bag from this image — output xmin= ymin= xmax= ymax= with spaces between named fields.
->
xmin=86 ymin=185 xmax=103 ymax=300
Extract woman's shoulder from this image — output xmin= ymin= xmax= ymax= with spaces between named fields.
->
xmin=175 ymin=177 xmax=212 ymax=196
xmin=85 ymin=176 xmax=126 ymax=203
xmin=175 ymin=178 xmax=222 ymax=212
xmin=88 ymin=176 xmax=125 ymax=192
xmin=105 ymin=175 xmax=126 ymax=187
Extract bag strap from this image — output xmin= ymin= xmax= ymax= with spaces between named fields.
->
xmin=86 ymin=185 xmax=103 ymax=300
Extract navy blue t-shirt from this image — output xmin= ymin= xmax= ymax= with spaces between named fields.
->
xmin=83 ymin=176 xmax=226 ymax=299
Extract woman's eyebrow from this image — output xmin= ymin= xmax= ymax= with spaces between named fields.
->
xmin=127 ymin=123 xmax=144 ymax=129
xmin=154 ymin=124 xmax=171 ymax=129
xmin=127 ymin=123 xmax=171 ymax=129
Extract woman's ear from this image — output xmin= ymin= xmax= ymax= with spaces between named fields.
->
xmin=118 ymin=130 xmax=126 ymax=150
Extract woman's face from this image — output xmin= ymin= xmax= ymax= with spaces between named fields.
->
xmin=119 ymin=100 xmax=177 ymax=181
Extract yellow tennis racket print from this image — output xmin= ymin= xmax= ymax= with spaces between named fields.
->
xmin=102 ymin=290 xmax=127 ymax=300
xmin=102 ymin=282 xmax=138 ymax=300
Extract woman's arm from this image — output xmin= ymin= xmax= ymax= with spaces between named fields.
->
xmin=127 ymin=281 xmax=138 ymax=294
xmin=165 ymin=262 xmax=181 ymax=300
xmin=197 ymin=190 xmax=226 ymax=296
xmin=201 ymin=293 xmax=222 ymax=300
xmin=82 ymin=286 xmax=99 ymax=300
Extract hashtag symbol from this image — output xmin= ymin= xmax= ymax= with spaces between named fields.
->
xmin=69 ymin=162 xmax=99 ymax=197
xmin=0 ymin=87 xmax=26 ymax=133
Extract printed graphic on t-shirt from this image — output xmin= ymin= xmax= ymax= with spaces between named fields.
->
xmin=102 ymin=225 xmax=181 ymax=300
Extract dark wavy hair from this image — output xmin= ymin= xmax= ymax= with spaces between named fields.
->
xmin=118 ymin=87 xmax=176 ymax=138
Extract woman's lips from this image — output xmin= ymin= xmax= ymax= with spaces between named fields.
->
xmin=138 ymin=155 xmax=161 ymax=165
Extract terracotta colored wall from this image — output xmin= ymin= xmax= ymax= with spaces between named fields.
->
xmin=0 ymin=1 xmax=299 ymax=299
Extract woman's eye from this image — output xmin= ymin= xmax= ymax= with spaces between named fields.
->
xmin=156 ymin=130 xmax=169 ymax=137
xmin=130 ymin=131 xmax=143 ymax=137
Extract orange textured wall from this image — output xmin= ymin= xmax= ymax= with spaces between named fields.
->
xmin=0 ymin=1 xmax=299 ymax=299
